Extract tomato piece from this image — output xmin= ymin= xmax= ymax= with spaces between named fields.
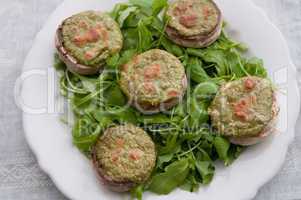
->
xmin=111 ymin=148 xmax=122 ymax=163
xmin=244 ymin=78 xmax=256 ymax=90
xmin=84 ymin=50 xmax=96 ymax=60
xmin=129 ymin=149 xmax=143 ymax=161
xmin=203 ymin=6 xmax=211 ymax=20
xmin=116 ymin=138 xmax=125 ymax=148
xmin=73 ymin=25 xmax=108 ymax=47
xmin=112 ymin=155 xmax=119 ymax=163
xmin=233 ymin=99 xmax=249 ymax=120
xmin=179 ymin=14 xmax=198 ymax=28
xmin=73 ymin=35 xmax=87 ymax=47
xmin=143 ymin=82 xmax=156 ymax=93
xmin=234 ymin=111 xmax=248 ymax=121
xmin=167 ymin=90 xmax=180 ymax=97
xmin=86 ymin=28 xmax=101 ymax=43
xmin=144 ymin=64 xmax=161 ymax=79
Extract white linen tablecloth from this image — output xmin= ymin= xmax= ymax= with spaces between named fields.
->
xmin=0 ymin=0 xmax=300 ymax=199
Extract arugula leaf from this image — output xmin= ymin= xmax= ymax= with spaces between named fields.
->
xmin=226 ymin=51 xmax=249 ymax=77
xmin=195 ymin=161 xmax=215 ymax=185
xmin=118 ymin=49 xmax=137 ymax=66
xmin=72 ymin=117 xmax=101 ymax=154
xmin=149 ymin=16 xmax=165 ymax=33
xmin=199 ymin=49 xmax=228 ymax=76
xmin=187 ymin=97 xmax=209 ymax=128
xmin=131 ymin=185 xmax=144 ymax=200
xmin=226 ymin=145 xmax=243 ymax=166
xmin=137 ymin=20 xmax=153 ymax=52
xmin=109 ymin=107 xmax=138 ymax=124
xmin=110 ymin=3 xmax=129 ymax=20
xmin=129 ymin=0 xmax=152 ymax=8
xmin=72 ymin=93 xmax=97 ymax=116
xmin=187 ymin=48 xmax=250 ymax=78
xmin=123 ymin=28 xmax=140 ymax=49
xmin=180 ymin=173 xmax=200 ymax=192
xmin=106 ymin=53 xmax=120 ymax=69
xmin=157 ymin=153 xmax=174 ymax=168
xmin=138 ymin=113 xmax=172 ymax=124
xmin=186 ymin=57 xmax=210 ymax=83
xmin=161 ymin=37 xmax=184 ymax=57
xmin=54 ymin=53 xmax=66 ymax=71
xmin=244 ymin=57 xmax=267 ymax=77
xmin=129 ymin=0 xmax=153 ymax=15
xmin=104 ymin=83 xmax=126 ymax=106
xmin=195 ymin=148 xmax=212 ymax=162
xmin=213 ymin=136 xmax=230 ymax=165
xmin=158 ymin=133 xmax=181 ymax=155
xmin=193 ymin=82 xmax=219 ymax=103
xmin=92 ymin=110 xmax=113 ymax=127
xmin=117 ymin=6 xmax=138 ymax=27
xmin=149 ymin=159 xmax=190 ymax=194
xmin=152 ymin=0 xmax=167 ymax=16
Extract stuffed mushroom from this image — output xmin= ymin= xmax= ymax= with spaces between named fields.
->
xmin=119 ymin=49 xmax=187 ymax=114
xmin=209 ymin=76 xmax=279 ymax=146
xmin=55 ymin=11 xmax=123 ymax=75
xmin=165 ymin=0 xmax=222 ymax=48
xmin=92 ymin=124 xmax=156 ymax=192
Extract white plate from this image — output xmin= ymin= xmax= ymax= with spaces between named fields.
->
xmin=21 ymin=0 xmax=300 ymax=200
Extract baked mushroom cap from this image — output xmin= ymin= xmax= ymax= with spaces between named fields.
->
xmin=165 ymin=0 xmax=222 ymax=48
xmin=119 ymin=49 xmax=187 ymax=114
xmin=55 ymin=11 xmax=123 ymax=75
xmin=209 ymin=76 xmax=279 ymax=146
xmin=92 ymin=124 xmax=156 ymax=192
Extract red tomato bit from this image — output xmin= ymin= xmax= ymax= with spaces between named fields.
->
xmin=144 ymin=64 xmax=161 ymax=79
xmin=244 ymin=78 xmax=256 ymax=90
xmin=167 ymin=90 xmax=180 ymax=97
xmin=129 ymin=149 xmax=143 ymax=161
xmin=179 ymin=14 xmax=198 ymax=28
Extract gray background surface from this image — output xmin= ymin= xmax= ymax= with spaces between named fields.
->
xmin=0 ymin=0 xmax=300 ymax=199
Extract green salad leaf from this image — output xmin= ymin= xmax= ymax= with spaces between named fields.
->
xmin=118 ymin=6 xmax=138 ymax=27
xmin=213 ymin=136 xmax=231 ymax=163
xmin=129 ymin=0 xmax=152 ymax=8
xmin=186 ymin=57 xmax=209 ymax=83
xmin=161 ymin=37 xmax=184 ymax=57
xmin=72 ymin=116 xmax=101 ymax=154
xmin=152 ymin=0 xmax=167 ymax=16
xmin=148 ymin=158 xmax=190 ymax=194
xmin=131 ymin=185 xmax=144 ymax=200
xmin=195 ymin=160 xmax=215 ymax=184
